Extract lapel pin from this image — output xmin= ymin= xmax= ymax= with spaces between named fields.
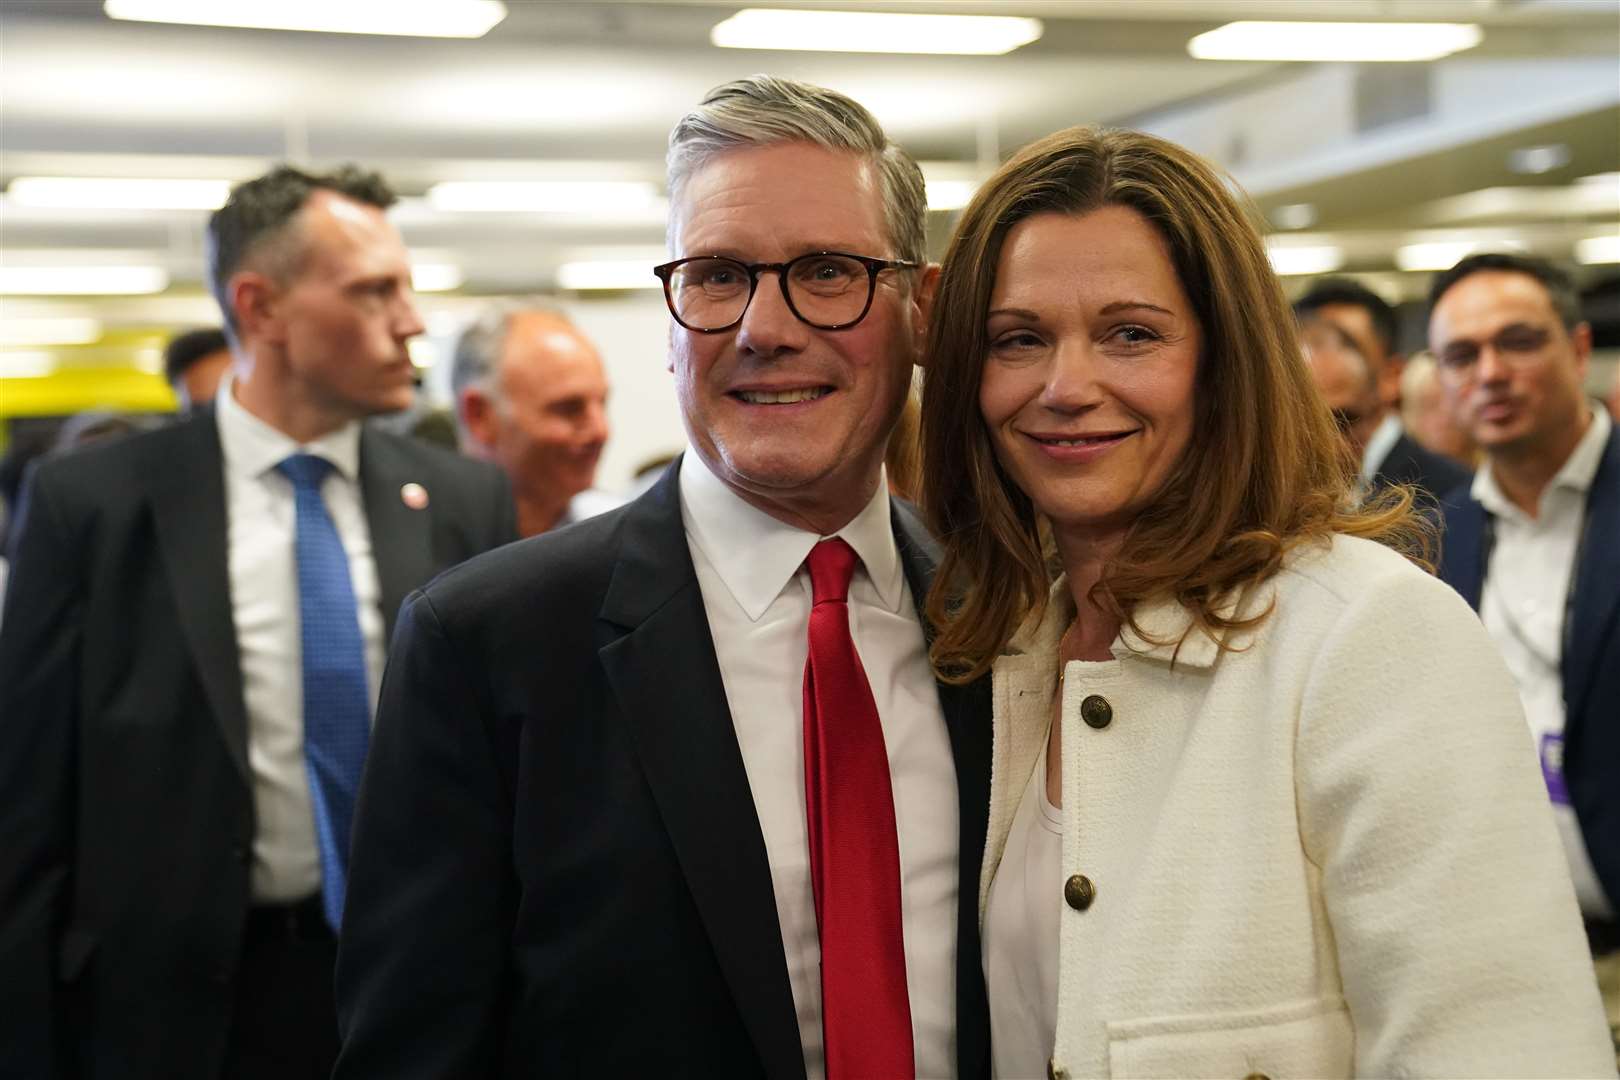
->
xmin=400 ymin=482 xmax=429 ymax=510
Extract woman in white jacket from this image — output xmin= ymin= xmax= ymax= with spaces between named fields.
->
xmin=918 ymin=126 xmax=1615 ymax=1079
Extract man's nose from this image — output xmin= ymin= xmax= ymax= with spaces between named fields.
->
xmin=395 ymin=292 xmax=426 ymax=339
xmin=734 ymin=271 xmax=811 ymax=358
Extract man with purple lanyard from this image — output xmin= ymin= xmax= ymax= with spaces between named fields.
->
xmin=1432 ymin=252 xmax=1620 ymax=1059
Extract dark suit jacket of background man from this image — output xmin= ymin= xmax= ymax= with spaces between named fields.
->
xmin=1373 ymin=430 xmax=1471 ymax=503
xmin=1438 ymin=421 xmax=1620 ymax=907
xmin=333 ymin=460 xmax=993 ymax=1079
xmin=0 ymin=409 xmax=517 ymax=1079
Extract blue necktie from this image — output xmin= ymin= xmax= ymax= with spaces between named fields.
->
xmin=276 ymin=453 xmax=371 ymax=930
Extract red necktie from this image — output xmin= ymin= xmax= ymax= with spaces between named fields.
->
xmin=802 ymin=538 xmax=914 ymax=1079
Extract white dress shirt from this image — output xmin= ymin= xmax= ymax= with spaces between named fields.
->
xmin=1358 ymin=412 xmax=1404 ymax=489
xmin=216 ymin=378 xmax=387 ymax=903
xmin=1475 ymin=404 xmax=1612 ymax=918
xmin=984 ymin=741 xmax=1062 ymax=1080
xmin=679 ymin=453 xmax=960 ymax=1079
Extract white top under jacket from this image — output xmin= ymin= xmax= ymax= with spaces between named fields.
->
xmin=981 ymin=533 xmax=1614 ymax=1080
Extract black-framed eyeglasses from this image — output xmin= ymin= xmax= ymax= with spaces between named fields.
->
xmin=652 ymin=252 xmax=919 ymax=333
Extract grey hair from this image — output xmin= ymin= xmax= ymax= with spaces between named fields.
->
xmin=450 ymin=300 xmax=572 ymax=424
xmin=666 ymin=75 xmax=927 ymax=266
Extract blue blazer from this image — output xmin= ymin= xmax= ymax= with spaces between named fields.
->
xmin=1437 ymin=422 xmax=1620 ymax=907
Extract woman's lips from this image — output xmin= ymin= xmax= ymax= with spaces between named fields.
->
xmin=1023 ymin=429 xmax=1136 ymax=461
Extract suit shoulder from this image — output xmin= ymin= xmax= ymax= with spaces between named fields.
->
xmin=24 ymin=416 xmax=207 ymax=504
xmin=362 ymin=426 xmax=503 ymax=486
xmin=414 ymin=500 xmax=630 ymax=616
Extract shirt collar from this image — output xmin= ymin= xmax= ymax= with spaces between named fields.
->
xmin=1472 ymin=402 xmax=1610 ymax=518
xmin=1359 ymin=413 xmax=1403 ymax=484
xmin=679 ymin=452 xmax=903 ymax=623
xmin=215 ymin=372 xmax=362 ymax=483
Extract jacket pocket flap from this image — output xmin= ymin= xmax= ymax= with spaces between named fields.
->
xmin=1105 ymin=996 xmax=1352 ymax=1079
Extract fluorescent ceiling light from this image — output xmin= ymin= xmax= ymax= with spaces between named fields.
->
xmin=712 ymin=9 xmax=1042 ymax=55
xmin=1266 ymin=244 xmax=1344 ymax=276
xmin=1269 ymin=203 xmax=1318 ymax=231
xmin=1576 ymin=233 xmax=1620 ymax=265
xmin=103 ymin=0 xmax=507 ymax=38
xmin=1188 ymin=21 xmax=1482 ymax=62
xmin=0 ymin=317 xmax=103 ymax=346
xmin=411 ymin=263 xmax=464 ymax=292
xmin=427 ymin=181 xmax=658 ymax=214
xmin=0 ymin=352 xmax=58 ymax=379
xmin=1508 ymin=144 xmax=1571 ymax=176
xmin=556 ymin=261 xmax=662 ymax=291
xmin=8 ymin=176 xmax=232 ymax=211
xmin=407 ymin=340 xmax=438 ymax=370
xmin=1578 ymin=172 xmax=1620 ymax=191
xmin=0 ymin=265 xmax=170 ymax=295
xmin=1399 ymin=241 xmax=1522 ymax=275
xmin=925 ymin=180 xmax=979 ymax=212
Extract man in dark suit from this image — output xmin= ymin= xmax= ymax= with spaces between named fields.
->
xmin=1430 ymin=252 xmax=1619 ymax=1047
xmin=0 ymin=165 xmax=516 ymax=1080
xmin=334 ymin=77 xmax=991 ymax=1079
xmin=1297 ymin=277 xmax=1469 ymax=500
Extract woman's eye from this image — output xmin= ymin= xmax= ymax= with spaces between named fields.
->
xmin=1112 ymin=325 xmax=1158 ymax=345
xmin=991 ymin=332 xmax=1042 ymax=351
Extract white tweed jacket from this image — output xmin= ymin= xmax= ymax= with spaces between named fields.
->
xmin=982 ymin=534 xmax=1615 ymax=1079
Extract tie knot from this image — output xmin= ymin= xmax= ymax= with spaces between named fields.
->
xmin=806 ymin=537 xmax=858 ymax=605
xmin=276 ymin=453 xmax=335 ymax=492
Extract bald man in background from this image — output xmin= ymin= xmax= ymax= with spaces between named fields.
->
xmin=452 ymin=305 xmax=620 ymax=536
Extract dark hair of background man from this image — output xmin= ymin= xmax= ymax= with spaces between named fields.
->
xmin=1428 ymin=251 xmax=1584 ymax=330
xmin=205 ymin=164 xmax=396 ymax=333
xmin=1295 ymin=276 xmax=1400 ymax=358
xmin=163 ymin=327 xmax=230 ymax=385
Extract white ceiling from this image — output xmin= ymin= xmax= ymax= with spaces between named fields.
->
xmin=1 ymin=0 xmax=1616 ymax=297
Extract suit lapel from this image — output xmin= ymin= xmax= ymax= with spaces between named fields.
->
xmin=892 ymin=500 xmax=993 ymax=1080
xmin=597 ymin=465 xmax=806 ymax=1080
xmin=358 ymin=428 xmax=435 ymax=641
xmin=1440 ymin=495 xmax=1489 ymax=610
xmin=1565 ymin=426 xmax=1620 ymax=727
xmin=150 ymin=414 xmax=251 ymax=784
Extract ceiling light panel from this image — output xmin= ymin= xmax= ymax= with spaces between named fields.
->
xmin=0 ymin=317 xmax=103 ymax=346
xmin=711 ymin=9 xmax=1043 ymax=56
xmin=103 ymin=0 xmax=507 ymax=38
xmin=0 ymin=266 xmax=170 ymax=295
xmin=410 ymin=264 xmax=464 ymax=293
xmin=1266 ymin=244 xmax=1344 ymax=276
xmin=1188 ymin=21 xmax=1483 ymax=63
xmin=1576 ymin=233 xmax=1620 ymax=265
xmin=557 ymin=261 xmax=662 ymax=291
xmin=7 ymin=176 xmax=231 ymax=211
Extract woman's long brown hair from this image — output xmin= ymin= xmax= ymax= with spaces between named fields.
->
xmin=920 ymin=126 xmax=1429 ymax=683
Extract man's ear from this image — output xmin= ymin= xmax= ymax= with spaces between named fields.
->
xmin=910 ymin=263 xmax=942 ymax=363
xmin=230 ymin=271 xmax=284 ymax=347
xmin=457 ymin=386 xmax=499 ymax=455
xmin=1571 ymin=321 xmax=1593 ymax=377
xmin=1378 ymin=351 xmax=1407 ymax=410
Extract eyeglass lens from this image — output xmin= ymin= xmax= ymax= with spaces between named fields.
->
xmin=1437 ymin=324 xmax=1552 ymax=373
xmin=666 ymin=254 xmax=873 ymax=330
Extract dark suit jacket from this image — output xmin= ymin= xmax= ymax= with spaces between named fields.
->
xmin=1372 ymin=430 xmax=1472 ymax=504
xmin=0 ymin=411 xmax=516 ymax=1080
xmin=333 ymin=463 xmax=992 ymax=1079
xmin=1437 ymin=422 xmax=1620 ymax=906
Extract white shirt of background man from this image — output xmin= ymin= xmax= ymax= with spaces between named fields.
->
xmin=216 ymin=376 xmax=388 ymax=904
xmin=1475 ymin=403 xmax=1612 ymax=918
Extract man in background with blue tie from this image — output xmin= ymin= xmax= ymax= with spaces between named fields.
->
xmin=0 ymin=164 xmax=517 ymax=1080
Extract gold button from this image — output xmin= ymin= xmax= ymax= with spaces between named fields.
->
xmin=1080 ymin=694 xmax=1112 ymax=729
xmin=1242 ymin=1074 xmax=1271 ymax=1080
xmin=1064 ymin=873 xmax=1095 ymax=910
